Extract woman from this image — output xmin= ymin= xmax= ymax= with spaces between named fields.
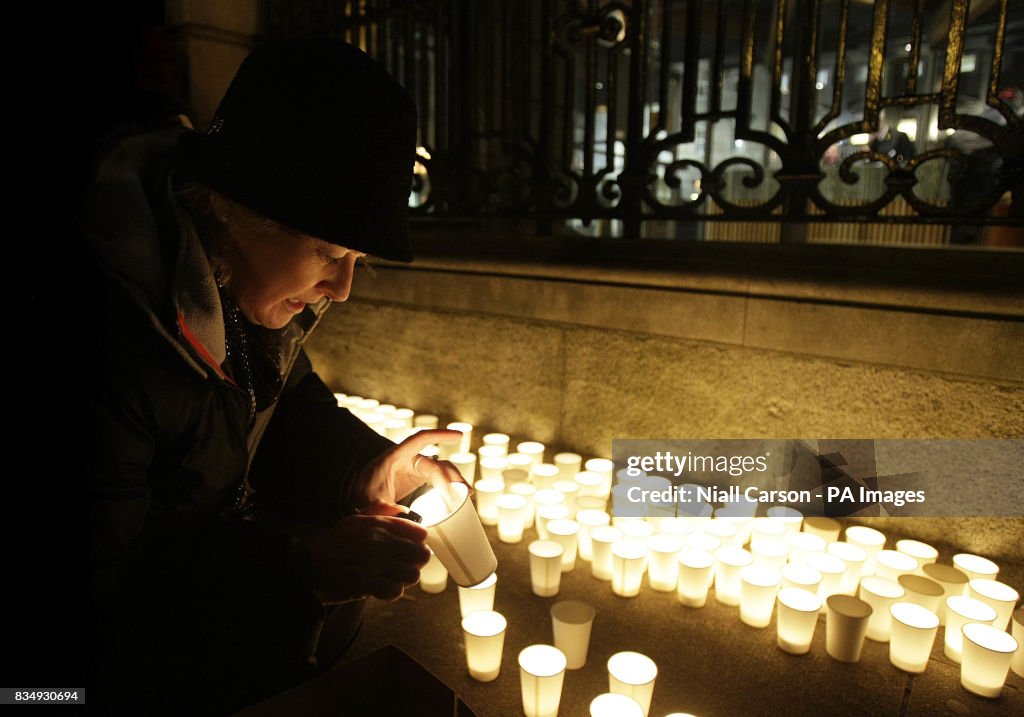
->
xmin=70 ymin=38 xmax=463 ymax=714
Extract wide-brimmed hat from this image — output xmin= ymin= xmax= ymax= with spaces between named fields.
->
xmin=178 ymin=37 xmax=417 ymax=262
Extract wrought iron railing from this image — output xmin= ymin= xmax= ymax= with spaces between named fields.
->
xmin=265 ymin=0 xmax=1023 ymax=245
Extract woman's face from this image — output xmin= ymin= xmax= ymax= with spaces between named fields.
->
xmin=223 ymin=229 xmax=364 ymax=329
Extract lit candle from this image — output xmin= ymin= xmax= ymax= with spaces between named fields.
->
xmin=341 ymin=394 xmax=362 ymax=411
xmin=825 ymin=594 xmax=873 ymax=663
xmin=576 ymin=509 xmax=611 ymax=561
xmin=412 ymin=413 xmax=438 ymax=429
xmin=1011 ymin=607 xmax=1023 ymax=678
xmin=418 ymin=549 xmax=448 ymax=593
xmin=507 ymin=452 xmax=534 ymax=473
xmin=714 ymin=546 xmax=753 ymax=606
xmin=383 ymin=418 xmax=408 ymax=441
xmin=646 ymin=535 xmax=684 ymax=592
xmin=615 ymin=468 xmax=645 ymax=491
xmin=333 ymin=392 xmax=347 ymax=406
xmin=858 ymin=576 xmax=905 ymax=642
xmin=553 ymin=480 xmax=581 ymax=516
xmin=457 ymin=572 xmax=497 ymax=618
xmin=807 ymin=553 xmax=846 ymax=606
xmin=952 ymin=553 xmax=999 ymax=581
xmin=478 ymin=444 xmax=507 ymax=461
xmin=788 ymin=532 xmax=826 ymax=567
xmin=766 ymin=506 xmax=803 ymax=534
xmin=704 ymin=519 xmax=740 ymax=548
xmin=546 ymin=519 xmax=581 ymax=572
xmin=528 ymin=540 xmax=565 ymax=597
xmin=449 ymin=452 xmax=477 ymax=485
xmin=960 ymin=623 xmax=1019 ymax=698
xmin=590 ymin=526 xmax=624 ymax=581
xmin=751 ymin=540 xmax=789 ymax=573
xmin=677 ymin=549 xmax=715 ymax=608
xmin=519 ymin=645 xmax=567 ymax=717
xmin=944 ymin=595 xmax=998 ymax=663
xmin=968 ymin=578 xmax=1019 ymax=630
xmin=776 ymin=587 xmax=822 ymax=654
xmin=658 ymin=518 xmax=698 ymax=540
xmin=585 ymin=458 xmax=615 ymax=496
xmin=611 ymin=541 xmax=648 ymax=598
xmin=496 ymin=493 xmax=528 ymax=543
xmin=502 ymin=468 xmax=530 ymax=487
xmin=896 ymin=574 xmax=944 ymax=614
xmin=575 ymin=470 xmax=606 ymax=498
xmin=895 ymin=539 xmax=938 ymax=570
xmin=445 ymin=421 xmax=473 ymax=456
xmin=362 ymin=412 xmax=386 ymax=435
xmin=639 ymin=476 xmax=674 ymax=520
xmin=481 ymin=432 xmax=510 ymax=455
xmin=532 ymin=463 xmax=560 ymax=490
xmin=550 ymin=599 xmax=596 ymax=670
xmin=827 ymin=541 xmax=867 ymax=596
xmin=620 ymin=519 xmax=655 ymax=551
xmin=574 ymin=495 xmax=607 ymax=516
xmin=874 ymin=550 xmax=919 ymax=582
xmin=686 ymin=532 xmax=721 ymax=555
xmin=391 ymin=407 xmax=414 ymax=428
xmin=517 ymin=441 xmax=546 ymax=468
xmin=740 ymin=565 xmax=781 ymax=628
xmin=607 ymin=651 xmax=658 ymax=717
xmin=844 ymin=525 xmax=886 ymax=575
xmin=473 ymin=478 xmax=504 ymax=526
xmin=376 ymin=403 xmax=396 ymax=416
xmin=750 ymin=518 xmax=788 ymax=552
xmin=802 ymin=516 xmax=841 ymax=543
xmin=509 ymin=482 xmax=538 ymax=529
xmin=461 ymin=610 xmax=507 ymax=682
xmin=535 ymin=503 xmax=570 ymax=541
xmin=590 ymin=693 xmax=644 ymax=717
xmin=553 ymin=452 xmax=582 ymax=480
xmin=888 ymin=602 xmax=939 ymax=673
xmin=409 ymin=481 xmax=497 ymax=587
xmin=782 ymin=563 xmax=823 ymax=593
xmin=714 ymin=513 xmax=753 ymax=546
xmin=478 ymin=455 xmax=509 ymax=483
xmin=922 ymin=563 xmax=969 ymax=625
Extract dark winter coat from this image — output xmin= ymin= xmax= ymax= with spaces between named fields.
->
xmin=71 ymin=124 xmax=394 ymax=714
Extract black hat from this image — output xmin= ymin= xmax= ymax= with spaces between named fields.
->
xmin=178 ymin=38 xmax=417 ymax=262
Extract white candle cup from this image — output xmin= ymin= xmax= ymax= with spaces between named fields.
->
xmin=591 ymin=526 xmax=624 ymax=581
xmin=897 ymin=574 xmax=945 ymax=614
xmin=534 ymin=488 xmax=566 ymax=508
xmin=787 ymin=531 xmax=826 ymax=567
xmin=751 ymin=540 xmax=789 ymax=573
xmin=356 ymin=397 xmax=380 ymax=415
xmin=686 ymin=532 xmax=722 ymax=555
xmin=502 ymin=467 xmax=531 ymax=487
xmin=554 ymin=452 xmax=582 ymax=480
xmin=611 ymin=484 xmax=640 ymax=520
xmin=458 ymin=572 xmax=497 ymax=618
xmin=676 ymin=498 xmax=714 ymax=523
xmin=551 ymin=600 xmax=596 ymax=670
xmin=418 ymin=549 xmax=449 ymax=594
xmin=532 ymin=463 xmax=560 ymax=490
xmin=896 ymin=539 xmax=938 ymax=570
xmin=362 ymin=412 xmax=386 ymax=435
xmin=553 ymin=480 xmax=581 ymax=516
xmin=517 ymin=441 xmax=546 ymax=468
xmin=519 ymin=645 xmax=567 ymax=717
xmin=576 ymin=470 xmax=606 ymax=498
xmin=875 ymin=550 xmax=919 ymax=582
xmin=611 ymin=541 xmax=648 ymax=598
xmin=576 ymin=509 xmax=611 ymax=561
xmin=496 ymin=493 xmax=528 ymax=543
xmin=607 ymin=651 xmax=658 ymax=717
xmin=802 ymin=516 xmax=842 ymax=543
xmin=446 ymin=421 xmax=473 ymax=455
xmin=473 ymin=478 xmax=505 ymax=526
xmin=547 ymin=519 xmax=581 ymax=572
xmin=658 ymin=518 xmax=697 ymax=540
xmin=341 ymin=395 xmax=362 ymax=410
xmin=704 ymin=519 xmax=740 ymax=547
xmin=620 ymin=519 xmax=655 ymax=552
xmin=766 ymin=506 xmax=803 ymax=534
xmin=750 ymin=518 xmax=788 ymax=552
xmin=1011 ymin=607 xmax=1023 ymax=678
xmin=646 ymin=535 xmax=683 ymax=592
xmin=888 ymin=602 xmax=939 ymax=673
xmin=590 ymin=693 xmax=644 ymax=717
xmin=782 ymin=563 xmax=823 ymax=593
xmin=826 ymin=594 xmax=873 ymax=663
xmin=507 ymin=451 xmax=534 ymax=472
xmin=944 ymin=595 xmax=998 ymax=663
xmin=715 ymin=514 xmax=754 ymax=547
xmin=968 ymin=578 xmax=1019 ymax=631
xmin=922 ymin=563 xmax=970 ymax=625
xmin=586 ymin=458 xmax=615 ymax=495
xmin=478 ymin=456 xmax=509 ymax=483
xmin=529 ymin=540 xmax=565 ymax=598
xmin=776 ymin=587 xmax=822 ymax=654
xmin=391 ymin=407 xmax=414 ymax=427
xmin=536 ymin=504 xmax=570 ymax=541
xmin=510 ymin=482 xmax=538 ymax=529
xmin=740 ymin=565 xmax=782 ymax=628
xmin=845 ymin=525 xmax=886 ymax=575
xmin=574 ymin=495 xmax=607 ymax=515
xmin=953 ymin=553 xmax=999 ymax=581
xmin=383 ymin=418 xmax=409 ymax=442
xmin=858 ymin=576 xmax=906 ymax=642
xmin=413 ymin=413 xmax=438 ymax=429
xmin=478 ymin=444 xmax=507 ymax=461
xmin=333 ymin=392 xmax=347 ymax=406
xmin=376 ymin=403 xmax=396 ymax=416
xmin=808 ymin=553 xmax=846 ymax=606
xmin=461 ymin=610 xmax=507 ymax=682
xmin=449 ymin=452 xmax=477 ymax=486
xmin=714 ymin=547 xmax=754 ymax=606
xmin=410 ymin=482 xmax=497 ymax=587
xmin=638 ymin=476 xmax=673 ymax=519
xmin=827 ymin=541 xmax=868 ymax=596
xmin=481 ymin=432 xmax=510 ymax=455
xmin=960 ymin=622 xmax=1019 ymax=699
xmin=677 ymin=549 xmax=715 ymax=607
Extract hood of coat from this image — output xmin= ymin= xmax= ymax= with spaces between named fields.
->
xmin=73 ymin=124 xmax=330 ymax=381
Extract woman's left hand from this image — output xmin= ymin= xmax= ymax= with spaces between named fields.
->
xmin=351 ymin=429 xmax=469 ymax=513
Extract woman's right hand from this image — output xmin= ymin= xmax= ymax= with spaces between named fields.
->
xmin=308 ymin=509 xmax=430 ymax=604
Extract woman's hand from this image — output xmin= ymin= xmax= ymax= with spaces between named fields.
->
xmin=308 ymin=510 xmax=430 ymax=604
xmin=351 ymin=429 xmax=469 ymax=512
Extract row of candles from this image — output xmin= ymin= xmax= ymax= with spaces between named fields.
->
xmin=335 ymin=393 xmax=1022 ymax=714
